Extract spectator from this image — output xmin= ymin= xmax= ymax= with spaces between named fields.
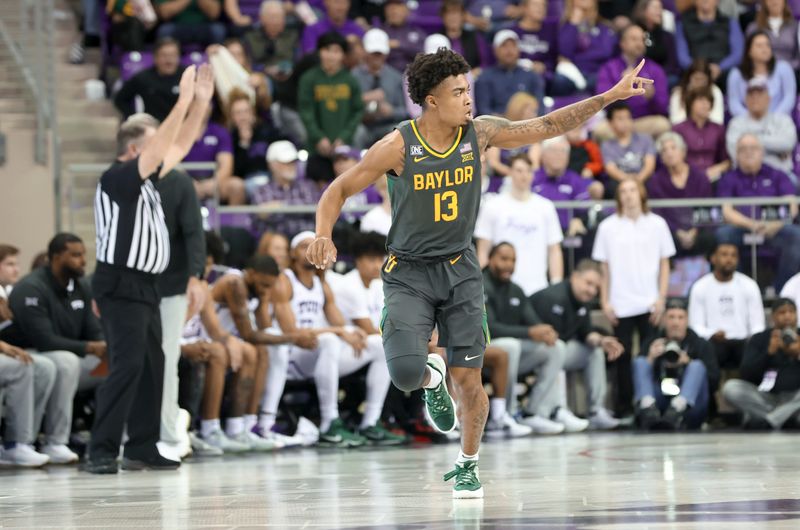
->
xmin=716 ymin=134 xmax=800 ymax=291
xmin=359 ymin=175 xmax=392 ymax=236
xmin=1 ymin=234 xmax=107 ymax=464
xmin=154 ymin=0 xmax=225 ymax=45
xmin=565 ymin=126 xmax=604 ymax=179
xmin=301 ymin=0 xmax=365 ymax=55
xmin=530 ymin=259 xmax=624 ymax=430
xmin=183 ymin=108 xmax=245 ymax=205
xmin=256 ymin=232 xmax=291 ymax=270
xmin=672 ymin=88 xmax=729 ymax=180
xmin=592 ymin=179 xmax=676 ymax=416
xmin=465 ymin=0 xmax=522 ymax=30
xmin=0 ymin=341 xmax=49 ymax=466
xmin=513 ymin=0 xmax=572 ymax=96
xmin=298 ymin=31 xmax=364 ymax=183
xmin=226 ymin=88 xmax=279 ymax=186
xmin=633 ymin=0 xmax=679 ymax=81
xmin=242 ymin=1 xmax=299 ymax=83
xmin=113 ymin=37 xmax=183 ymax=121
xmin=726 ymin=77 xmax=797 ymax=177
xmin=634 ymin=299 xmax=719 ymax=430
xmin=723 ymin=298 xmax=800 ymax=429
xmin=482 ymin=242 xmax=572 ymax=434
xmin=353 ymin=29 xmax=408 ymax=147
xmin=669 ymin=59 xmax=725 ymax=125
xmin=727 ymin=31 xmax=796 ymax=117
xmin=532 ymin=136 xmax=604 ymax=233
xmin=440 ymin=0 xmax=492 ymax=72
xmin=558 ymin=0 xmax=618 ymax=92
xmin=746 ymin=0 xmax=800 ymax=74
xmin=601 ymin=102 xmax=657 ymax=193
xmin=474 ymin=30 xmax=545 ymax=117
xmin=485 ymin=92 xmax=542 ymax=178
xmin=476 ymin=154 xmax=564 ymax=296
xmin=595 ymin=24 xmax=670 ymax=139
xmin=223 ymin=0 xmax=254 ymax=29
xmin=107 ymin=0 xmax=158 ymax=52
xmin=648 ymin=132 xmax=714 ymax=256
xmin=675 ymin=0 xmax=744 ymax=81
xmin=332 ymin=146 xmax=382 ymax=223
xmin=381 ymin=0 xmax=426 ymax=73
xmin=689 ymin=242 xmax=765 ymax=369
xmin=0 ymin=244 xmax=20 ymax=305
xmin=210 ymin=38 xmax=272 ymax=113
xmin=250 ymin=141 xmax=321 ymax=237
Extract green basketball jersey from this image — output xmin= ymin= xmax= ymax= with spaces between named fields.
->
xmin=386 ymin=119 xmax=483 ymax=258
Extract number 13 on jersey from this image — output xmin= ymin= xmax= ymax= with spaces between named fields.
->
xmin=434 ymin=191 xmax=458 ymax=222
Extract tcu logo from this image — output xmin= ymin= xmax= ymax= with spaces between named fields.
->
xmin=410 ymin=145 xmax=423 ymax=156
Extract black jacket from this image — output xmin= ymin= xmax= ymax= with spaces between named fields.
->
xmin=483 ymin=269 xmax=541 ymax=339
xmin=1 ymin=267 xmax=103 ymax=355
xmin=113 ymin=67 xmax=183 ymax=121
xmin=642 ymin=328 xmax=720 ymax=391
xmin=156 ymin=170 xmax=206 ymax=297
xmin=530 ymin=281 xmax=594 ymax=342
xmin=741 ymin=328 xmax=800 ymax=393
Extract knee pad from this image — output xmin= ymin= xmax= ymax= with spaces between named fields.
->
xmin=387 ymin=354 xmax=428 ymax=392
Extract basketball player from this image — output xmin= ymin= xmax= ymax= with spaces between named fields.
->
xmin=209 ymin=255 xmax=317 ymax=447
xmin=307 ymin=49 xmax=652 ymax=497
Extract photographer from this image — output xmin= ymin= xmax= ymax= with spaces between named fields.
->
xmin=634 ymin=299 xmax=719 ymax=430
xmin=723 ymin=298 xmax=800 ymax=429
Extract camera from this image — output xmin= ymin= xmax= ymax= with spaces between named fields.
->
xmin=656 ymin=340 xmax=684 ymax=396
xmin=781 ymin=327 xmax=798 ymax=346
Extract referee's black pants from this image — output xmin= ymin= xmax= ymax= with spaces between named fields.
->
xmin=89 ymin=265 xmax=165 ymax=460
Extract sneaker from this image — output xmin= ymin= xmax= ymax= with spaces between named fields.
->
xmin=554 ymin=408 xmax=589 ymax=433
xmin=637 ymin=404 xmax=661 ymax=431
xmin=175 ymin=409 xmax=192 ymax=458
xmin=0 ymin=444 xmax=50 ymax=467
xmin=658 ymin=406 xmax=683 ymax=431
xmin=41 ymin=444 xmax=79 ymax=464
xmin=319 ymin=418 xmax=367 ymax=448
xmin=157 ymin=441 xmax=185 ymax=462
xmin=189 ymin=432 xmax=223 ymax=457
xmin=589 ymin=408 xmax=620 ymax=431
xmin=520 ymin=415 xmax=565 ymax=434
xmin=423 ymin=354 xmax=457 ymax=433
xmin=233 ymin=430 xmax=277 ymax=452
xmin=485 ymin=413 xmax=533 ymax=438
xmin=443 ymin=460 xmax=483 ymax=499
xmin=81 ymin=456 xmax=118 ymax=474
xmin=204 ymin=429 xmax=249 ymax=453
xmin=360 ymin=424 xmax=408 ymax=446
xmin=121 ymin=453 xmax=180 ymax=471
xmin=259 ymin=429 xmax=304 ymax=449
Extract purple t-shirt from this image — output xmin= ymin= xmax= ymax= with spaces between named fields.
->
xmin=184 ymin=122 xmax=233 ymax=180
xmin=647 ymin=165 xmax=712 ymax=231
xmin=532 ymin=168 xmax=591 ymax=229
xmin=601 ymin=133 xmax=656 ymax=175
xmin=558 ymin=21 xmax=618 ymax=76
xmin=512 ymin=21 xmax=559 ymax=71
xmin=672 ymin=119 xmax=727 ymax=173
xmin=301 ymin=18 xmax=365 ymax=54
xmin=596 ymin=56 xmax=668 ymax=118
xmin=382 ymin=23 xmax=426 ymax=73
xmin=717 ymin=164 xmax=796 ymax=219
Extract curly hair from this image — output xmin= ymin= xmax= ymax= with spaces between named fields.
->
xmin=406 ymin=48 xmax=470 ymax=106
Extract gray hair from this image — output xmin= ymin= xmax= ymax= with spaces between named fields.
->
xmin=116 ymin=113 xmax=159 ymax=156
xmin=541 ymin=135 xmax=570 ymax=154
xmin=260 ymin=0 xmax=283 ymax=16
xmin=655 ymin=131 xmax=687 ymax=155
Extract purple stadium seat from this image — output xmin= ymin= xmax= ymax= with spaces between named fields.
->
xmin=120 ymin=51 xmax=154 ymax=82
xmin=408 ymin=0 xmax=444 ymax=34
xmin=237 ymin=0 xmax=263 ymax=20
xmin=182 ymin=51 xmax=208 ymax=67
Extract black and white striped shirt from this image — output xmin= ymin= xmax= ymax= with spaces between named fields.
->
xmin=94 ymin=158 xmax=170 ymax=274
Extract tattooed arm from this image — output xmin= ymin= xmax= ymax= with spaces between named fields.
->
xmin=474 ymin=59 xmax=653 ymax=150
xmin=222 ymin=277 xmax=292 ymax=345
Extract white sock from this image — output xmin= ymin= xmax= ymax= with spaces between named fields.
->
xmin=244 ymin=414 xmax=257 ymax=432
xmin=640 ymin=396 xmax=656 ymax=409
xmin=225 ymin=417 xmax=245 ymax=437
xmin=490 ymin=398 xmax=506 ymax=422
xmin=671 ymin=396 xmax=688 ymax=412
xmin=456 ymin=450 xmax=479 ymax=465
xmin=201 ymin=419 xmax=220 ymax=439
xmin=259 ymin=412 xmax=276 ymax=433
xmin=423 ymin=366 xmax=443 ymax=389
xmin=320 ymin=414 xmax=338 ymax=433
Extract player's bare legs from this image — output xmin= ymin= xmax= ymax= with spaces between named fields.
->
xmin=247 ymin=345 xmax=269 ymax=419
xmin=445 ymin=366 xmax=488 ymax=498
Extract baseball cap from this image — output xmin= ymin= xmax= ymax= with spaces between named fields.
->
xmin=266 ymin=140 xmax=298 ymax=163
xmin=333 ymin=145 xmax=361 ymax=161
xmin=746 ymin=75 xmax=768 ymax=92
xmin=363 ymin=28 xmax=390 ymax=55
xmin=424 ymin=34 xmax=451 ymax=55
xmin=492 ymin=29 xmax=519 ymax=49
xmin=290 ymin=231 xmax=316 ymax=250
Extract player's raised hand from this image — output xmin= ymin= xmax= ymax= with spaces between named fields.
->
xmin=195 ymin=63 xmax=215 ymax=103
xmin=610 ymin=59 xmax=653 ymax=102
xmin=306 ymin=236 xmax=337 ymax=270
xmin=177 ymin=65 xmax=197 ymax=106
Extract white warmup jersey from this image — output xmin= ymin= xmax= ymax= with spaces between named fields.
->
xmin=328 ymin=269 xmax=384 ymax=329
xmin=285 ymin=269 xmax=326 ymax=330
xmin=214 ymin=268 xmax=265 ymax=336
xmin=181 ymin=313 xmax=208 ymax=345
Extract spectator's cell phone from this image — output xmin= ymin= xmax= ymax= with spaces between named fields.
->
xmin=758 ymin=370 xmax=778 ymax=392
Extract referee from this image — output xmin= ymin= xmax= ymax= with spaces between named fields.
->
xmin=84 ymin=65 xmax=215 ymax=474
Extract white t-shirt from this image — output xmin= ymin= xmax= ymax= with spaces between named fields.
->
xmin=780 ymin=272 xmax=800 ymax=315
xmin=474 ymin=192 xmax=563 ymax=296
xmin=592 ymin=212 xmax=676 ymax=318
xmin=689 ymin=272 xmax=765 ymax=340
xmin=360 ymin=205 xmax=392 ymax=236
xmin=327 ymin=269 xmax=384 ymax=329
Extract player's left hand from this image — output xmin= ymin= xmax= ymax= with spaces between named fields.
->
xmin=306 ymin=237 xmax=337 ymax=270
xmin=195 ymin=63 xmax=215 ymax=103
xmin=610 ymin=59 xmax=653 ymax=102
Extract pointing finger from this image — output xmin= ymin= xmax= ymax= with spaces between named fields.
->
xmin=632 ymin=58 xmax=645 ymax=76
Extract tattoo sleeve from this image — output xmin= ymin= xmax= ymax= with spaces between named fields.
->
xmin=474 ymin=95 xmax=606 ymax=150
